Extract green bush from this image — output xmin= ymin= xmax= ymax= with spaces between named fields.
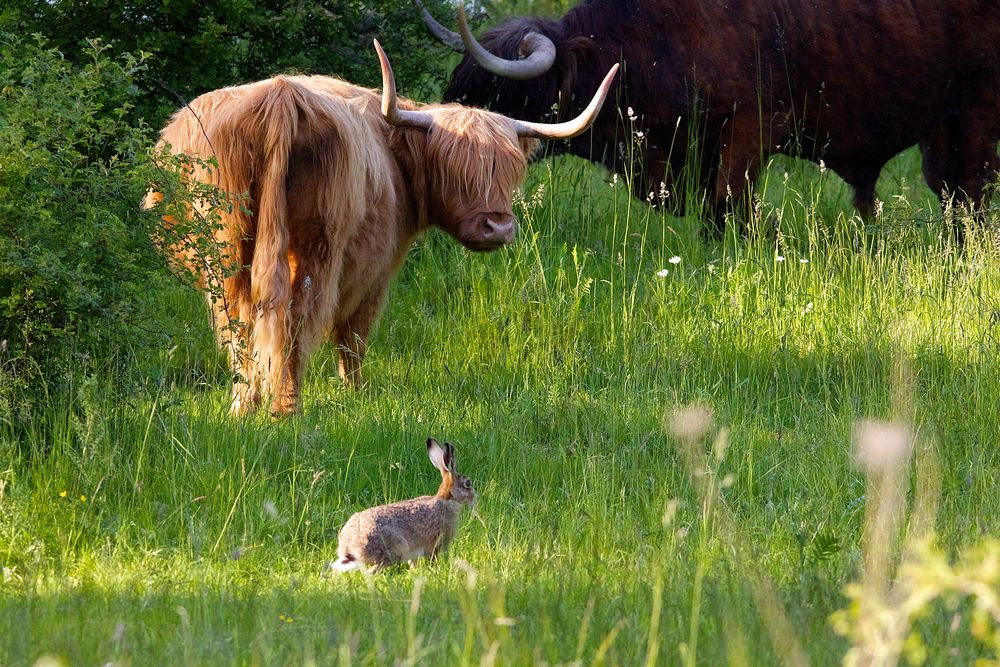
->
xmin=0 ymin=34 xmax=169 ymax=422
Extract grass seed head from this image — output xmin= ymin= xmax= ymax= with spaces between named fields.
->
xmin=668 ymin=404 xmax=714 ymax=443
xmin=853 ymin=420 xmax=912 ymax=473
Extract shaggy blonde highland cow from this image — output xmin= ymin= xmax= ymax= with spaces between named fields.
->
xmin=147 ymin=40 xmax=617 ymax=414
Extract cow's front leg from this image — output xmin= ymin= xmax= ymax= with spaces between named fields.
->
xmin=335 ymin=292 xmax=383 ymax=389
xmin=337 ymin=329 xmax=366 ymax=389
xmin=711 ymin=111 xmax=784 ymax=235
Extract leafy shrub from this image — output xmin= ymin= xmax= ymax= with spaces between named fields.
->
xmin=0 ymin=34 xmax=171 ymax=422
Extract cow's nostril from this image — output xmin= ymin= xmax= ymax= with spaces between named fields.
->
xmin=483 ymin=216 xmax=516 ymax=242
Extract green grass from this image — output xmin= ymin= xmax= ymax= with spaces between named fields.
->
xmin=3 ymin=146 xmax=1000 ymax=665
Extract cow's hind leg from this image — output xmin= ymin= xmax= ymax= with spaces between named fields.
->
xmin=922 ymin=112 xmax=1000 ymax=242
xmin=270 ymin=246 xmax=342 ymax=414
xmin=207 ymin=268 xmax=262 ymax=416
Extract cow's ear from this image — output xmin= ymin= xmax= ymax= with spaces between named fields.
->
xmin=519 ymin=137 xmax=541 ymax=158
xmin=558 ymin=36 xmax=597 ymax=70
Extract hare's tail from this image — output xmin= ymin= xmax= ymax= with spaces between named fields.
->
xmin=331 ymin=554 xmax=360 ymax=573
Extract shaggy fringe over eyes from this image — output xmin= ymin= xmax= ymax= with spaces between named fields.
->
xmin=425 ymin=106 xmax=530 ymax=210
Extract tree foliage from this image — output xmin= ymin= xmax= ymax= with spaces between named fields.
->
xmin=1 ymin=0 xmax=458 ymax=124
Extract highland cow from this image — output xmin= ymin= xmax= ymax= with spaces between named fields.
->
xmin=145 ymin=41 xmax=617 ymax=414
xmin=420 ymin=0 xmax=1000 ymax=230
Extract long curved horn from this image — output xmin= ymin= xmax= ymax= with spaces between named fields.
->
xmin=413 ymin=0 xmax=465 ymax=52
xmin=375 ymin=39 xmax=435 ymax=130
xmin=457 ymin=2 xmax=556 ymax=80
xmin=511 ymin=63 xmax=620 ymax=139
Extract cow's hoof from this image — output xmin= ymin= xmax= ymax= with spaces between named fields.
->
xmin=270 ymin=397 xmax=301 ymax=418
xmin=230 ymin=389 xmax=262 ymax=416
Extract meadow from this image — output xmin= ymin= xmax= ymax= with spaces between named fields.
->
xmin=3 ymin=143 xmax=1000 ymax=665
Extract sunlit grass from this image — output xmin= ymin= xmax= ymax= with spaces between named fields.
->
xmin=3 ymin=146 xmax=1000 ymax=665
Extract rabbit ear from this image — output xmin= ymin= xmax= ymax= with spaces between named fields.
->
xmin=427 ymin=438 xmax=449 ymax=474
xmin=444 ymin=442 xmax=456 ymax=472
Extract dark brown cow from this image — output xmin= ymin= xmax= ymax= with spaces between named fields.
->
xmin=147 ymin=41 xmax=618 ymax=414
xmin=421 ymin=0 xmax=1000 ymax=230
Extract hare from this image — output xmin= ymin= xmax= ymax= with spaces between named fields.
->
xmin=332 ymin=438 xmax=476 ymax=573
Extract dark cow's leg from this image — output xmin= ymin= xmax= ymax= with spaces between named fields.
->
xmin=951 ymin=139 xmax=1000 ymax=211
xmin=631 ymin=133 xmax=686 ymax=214
xmin=712 ymin=115 xmax=766 ymax=236
xmin=921 ymin=131 xmax=966 ymax=243
xmin=919 ymin=130 xmax=951 ymax=201
xmin=699 ymin=162 xmax=728 ymax=238
xmin=921 ymin=116 xmax=1000 ymax=242
xmin=835 ymin=162 xmax=884 ymax=220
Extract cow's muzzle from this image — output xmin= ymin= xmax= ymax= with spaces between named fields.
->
xmin=478 ymin=213 xmax=516 ymax=248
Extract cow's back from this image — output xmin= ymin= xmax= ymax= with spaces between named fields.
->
xmin=158 ymin=76 xmax=390 ymax=213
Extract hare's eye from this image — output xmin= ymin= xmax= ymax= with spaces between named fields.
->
xmin=463 ymin=480 xmax=471 ymax=488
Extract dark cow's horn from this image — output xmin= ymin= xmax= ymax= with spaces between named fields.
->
xmin=375 ymin=39 xmax=435 ymax=130
xmin=511 ymin=63 xmax=620 ymax=139
xmin=457 ymin=2 xmax=556 ymax=80
xmin=413 ymin=0 xmax=465 ymax=53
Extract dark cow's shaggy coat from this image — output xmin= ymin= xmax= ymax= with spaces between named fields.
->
xmin=435 ymin=0 xmax=1000 ymax=227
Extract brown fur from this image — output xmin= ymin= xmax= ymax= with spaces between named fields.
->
xmin=148 ymin=74 xmax=538 ymax=414
xmin=333 ymin=440 xmax=475 ymax=573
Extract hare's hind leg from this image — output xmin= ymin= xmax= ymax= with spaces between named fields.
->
xmin=368 ymin=527 xmax=419 ymax=568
